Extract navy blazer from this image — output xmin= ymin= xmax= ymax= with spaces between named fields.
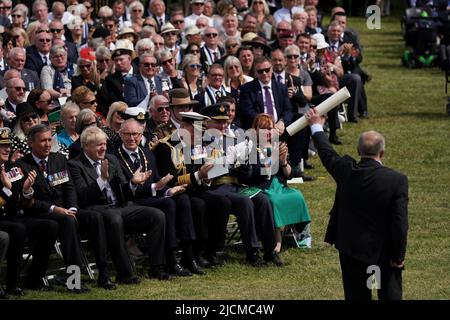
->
xmin=115 ymin=145 xmax=167 ymax=199
xmin=238 ymin=79 xmax=293 ymax=130
xmin=25 ymin=50 xmax=45 ymax=76
xmin=123 ymin=74 xmax=163 ymax=107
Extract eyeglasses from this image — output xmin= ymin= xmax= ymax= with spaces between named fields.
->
xmin=287 ymin=54 xmax=299 ymax=59
xmin=256 ymin=67 xmax=271 ymax=74
xmin=121 ymin=132 xmax=142 ymax=138
xmin=156 ymin=106 xmax=170 ymax=113
xmin=154 ymin=42 xmax=164 ymax=46
xmin=50 ymin=28 xmax=63 ymax=33
xmin=161 ymin=59 xmax=172 ymax=66
xmin=9 ymin=86 xmax=26 ymax=92
xmin=226 ymin=44 xmax=238 ymax=49
xmin=79 ymin=64 xmax=92 ymax=69
xmin=21 ymin=114 xmax=39 ymax=122
xmin=173 ymin=20 xmax=184 ymax=25
xmin=38 ymin=99 xmax=52 ymax=104
xmin=37 ymin=29 xmax=51 ymax=34
xmin=0 ymin=6 xmax=11 ymax=10
xmin=189 ymin=50 xmax=200 ymax=54
xmin=39 ymin=38 xmax=52 ymax=43
xmin=205 ymin=33 xmax=218 ymax=38
xmin=164 ymin=32 xmax=177 ymax=37
xmin=189 ymin=64 xmax=202 ymax=69
xmin=11 ymin=14 xmax=22 ymax=18
xmin=142 ymin=62 xmax=157 ymax=68
xmin=82 ymin=99 xmax=97 ymax=105
xmin=13 ymin=35 xmax=21 ymax=39
xmin=277 ymin=28 xmax=288 ymax=33
xmin=132 ymin=9 xmax=142 ymax=12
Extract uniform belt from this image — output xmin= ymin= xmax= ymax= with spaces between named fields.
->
xmin=212 ymin=175 xmax=238 ymax=186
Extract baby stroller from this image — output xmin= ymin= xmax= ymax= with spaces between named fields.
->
xmin=401 ymin=6 xmax=440 ymax=68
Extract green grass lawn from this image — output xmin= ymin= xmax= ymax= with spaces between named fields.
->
xmin=20 ymin=16 xmax=450 ymax=300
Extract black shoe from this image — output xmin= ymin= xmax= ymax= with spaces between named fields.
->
xmin=304 ymin=161 xmax=314 ymax=170
xmin=329 ymin=135 xmax=342 ymax=145
xmin=197 ymin=256 xmax=212 ymax=268
xmin=0 ymin=287 xmax=9 ymax=299
xmin=67 ymin=281 xmax=90 ymax=294
xmin=348 ymin=117 xmax=358 ymax=123
xmin=116 ymin=275 xmax=141 ymax=285
xmin=150 ymin=265 xmax=173 ymax=281
xmin=300 ymin=174 xmax=315 ymax=181
xmin=182 ymin=260 xmax=207 ymax=275
xmin=6 ymin=287 xmax=26 ymax=296
xmin=204 ymin=252 xmax=224 ymax=267
xmin=359 ymin=112 xmax=369 ymax=119
xmin=24 ymin=280 xmax=53 ymax=292
xmin=97 ymin=277 xmax=117 ymax=290
xmin=246 ymin=251 xmax=267 ymax=267
xmin=264 ymin=251 xmax=284 ymax=267
xmin=170 ymin=263 xmax=192 ymax=277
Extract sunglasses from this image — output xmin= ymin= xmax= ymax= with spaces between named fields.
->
xmin=82 ymin=99 xmax=97 ymax=105
xmin=39 ymin=38 xmax=52 ymax=43
xmin=277 ymin=28 xmax=288 ymax=33
xmin=105 ymin=24 xmax=115 ymax=29
xmin=311 ymin=45 xmax=317 ymax=49
xmin=50 ymin=28 xmax=63 ymax=33
xmin=38 ymin=99 xmax=52 ymax=104
xmin=12 ymin=14 xmax=22 ymax=18
xmin=161 ymin=59 xmax=172 ymax=66
xmin=189 ymin=50 xmax=200 ymax=54
xmin=0 ymin=6 xmax=12 ymax=10
xmin=142 ymin=62 xmax=157 ymax=68
xmin=157 ymin=106 xmax=170 ymax=113
xmin=253 ymin=1 xmax=264 ymax=4
xmin=287 ymin=54 xmax=299 ymax=59
xmin=256 ymin=67 xmax=271 ymax=74
xmin=226 ymin=44 xmax=238 ymax=49
xmin=154 ymin=42 xmax=164 ymax=46
xmin=9 ymin=86 xmax=25 ymax=92
xmin=173 ymin=20 xmax=184 ymax=25
xmin=132 ymin=9 xmax=142 ymax=12
xmin=37 ymin=29 xmax=51 ymax=34
xmin=164 ymin=32 xmax=178 ymax=37
xmin=22 ymin=114 xmax=38 ymax=122
xmin=205 ymin=33 xmax=218 ymax=38
xmin=189 ymin=64 xmax=202 ymax=69
xmin=79 ymin=64 xmax=92 ymax=69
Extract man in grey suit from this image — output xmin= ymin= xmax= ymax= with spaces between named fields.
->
xmin=3 ymin=48 xmax=41 ymax=91
xmin=305 ymin=108 xmax=408 ymax=300
xmin=124 ymin=53 xmax=163 ymax=107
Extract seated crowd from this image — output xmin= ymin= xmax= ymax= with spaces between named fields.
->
xmin=0 ymin=0 xmax=371 ymax=298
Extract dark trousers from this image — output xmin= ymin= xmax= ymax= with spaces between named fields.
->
xmin=339 ymin=74 xmax=362 ymax=121
xmin=90 ymin=203 xmax=165 ymax=279
xmin=199 ymin=191 xmax=231 ymax=253
xmin=0 ymin=217 xmax=58 ymax=289
xmin=339 ymin=252 xmax=403 ymax=300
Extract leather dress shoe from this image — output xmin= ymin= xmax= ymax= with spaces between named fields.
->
xmin=204 ymin=252 xmax=224 ymax=267
xmin=197 ymin=256 xmax=212 ymax=268
xmin=246 ymin=251 xmax=267 ymax=267
xmin=0 ymin=287 xmax=9 ymax=299
xmin=170 ymin=263 xmax=193 ymax=277
xmin=348 ymin=117 xmax=358 ymax=123
xmin=329 ymin=135 xmax=343 ymax=145
xmin=263 ymin=251 xmax=284 ymax=267
xmin=300 ymin=174 xmax=315 ymax=181
xmin=182 ymin=260 xmax=206 ymax=275
xmin=303 ymin=161 xmax=314 ymax=170
xmin=6 ymin=287 xmax=26 ymax=296
xmin=150 ymin=265 xmax=173 ymax=281
xmin=116 ymin=275 xmax=141 ymax=285
xmin=97 ymin=277 xmax=117 ymax=290
xmin=359 ymin=112 xmax=369 ymax=119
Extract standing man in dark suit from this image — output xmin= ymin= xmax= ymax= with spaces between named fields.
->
xmin=68 ymin=126 xmax=170 ymax=281
xmin=239 ymin=56 xmax=293 ymax=131
xmin=305 ymin=108 xmax=409 ymax=300
xmin=124 ymin=53 xmax=163 ymax=107
xmin=99 ymin=40 xmax=135 ymax=116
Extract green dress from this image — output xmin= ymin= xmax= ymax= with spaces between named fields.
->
xmin=263 ymin=177 xmax=311 ymax=228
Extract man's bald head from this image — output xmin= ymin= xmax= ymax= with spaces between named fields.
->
xmin=357 ymin=131 xmax=385 ymax=158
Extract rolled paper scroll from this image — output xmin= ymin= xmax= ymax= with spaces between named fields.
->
xmin=286 ymin=86 xmax=351 ymax=136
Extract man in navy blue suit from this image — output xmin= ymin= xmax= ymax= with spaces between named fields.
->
xmin=238 ymin=56 xmax=293 ymax=131
xmin=124 ymin=53 xmax=163 ymax=107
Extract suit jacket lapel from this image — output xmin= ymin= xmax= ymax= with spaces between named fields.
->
xmin=80 ymin=153 xmax=99 ymax=183
xmin=255 ymin=82 xmax=265 ymax=113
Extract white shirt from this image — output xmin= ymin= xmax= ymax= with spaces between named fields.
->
xmin=274 ymin=8 xmax=293 ymax=25
xmin=39 ymin=52 xmax=50 ymax=65
xmin=274 ymin=71 xmax=286 ymax=85
xmin=258 ymin=80 xmax=278 ymax=122
xmin=185 ymin=14 xmax=213 ymax=28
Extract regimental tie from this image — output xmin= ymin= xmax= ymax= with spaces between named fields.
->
xmin=148 ymin=78 xmax=155 ymax=92
xmin=263 ymin=86 xmax=275 ymax=116
xmin=277 ymin=75 xmax=283 ymax=84
xmin=215 ymin=90 xmax=222 ymax=102
xmin=213 ymin=51 xmax=218 ymax=62
xmin=131 ymin=152 xmax=141 ymax=169
xmin=39 ymin=159 xmax=47 ymax=173
xmin=43 ymin=56 xmax=48 ymax=66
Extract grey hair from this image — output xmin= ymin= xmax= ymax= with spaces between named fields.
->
xmin=50 ymin=45 xmax=67 ymax=58
xmin=61 ymin=101 xmax=80 ymax=119
xmin=120 ymin=118 xmax=144 ymax=133
xmin=148 ymin=95 xmax=169 ymax=111
xmin=75 ymin=108 xmax=96 ymax=134
xmin=157 ymin=49 xmax=173 ymax=63
xmin=284 ymin=44 xmax=300 ymax=56
xmin=357 ymin=131 xmax=385 ymax=157
xmin=135 ymin=38 xmax=155 ymax=54
xmin=129 ymin=1 xmax=144 ymax=12
xmin=27 ymin=124 xmax=50 ymax=143
xmin=181 ymin=53 xmax=200 ymax=71
xmin=95 ymin=46 xmax=111 ymax=60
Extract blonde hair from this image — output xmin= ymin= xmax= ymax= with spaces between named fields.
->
xmin=106 ymin=101 xmax=128 ymax=129
xmin=80 ymin=125 xmax=108 ymax=148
